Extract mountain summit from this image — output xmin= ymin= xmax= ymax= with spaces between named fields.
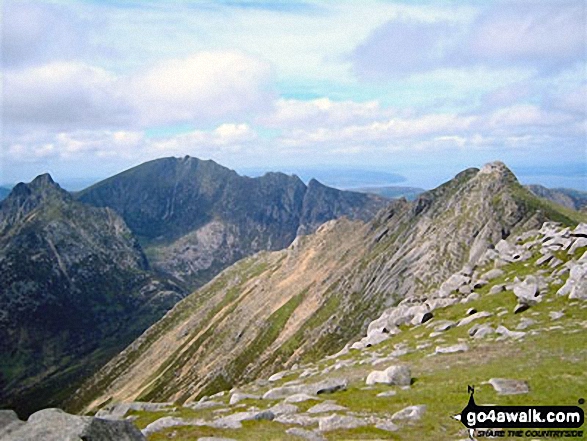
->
xmin=76 ymin=156 xmax=388 ymax=289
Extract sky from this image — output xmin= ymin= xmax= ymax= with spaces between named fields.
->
xmin=1 ymin=0 xmax=586 ymax=190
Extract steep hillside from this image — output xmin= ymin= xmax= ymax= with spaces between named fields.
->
xmin=76 ymin=156 xmax=387 ymax=290
xmin=0 ymin=175 xmax=184 ymax=416
xmin=81 ymin=221 xmax=587 ymax=441
xmin=70 ymin=162 xmax=586 ymax=414
xmin=526 ymin=184 xmax=587 ymax=212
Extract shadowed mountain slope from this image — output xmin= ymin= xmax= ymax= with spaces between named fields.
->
xmin=76 ymin=156 xmax=388 ymax=290
xmin=0 ymin=175 xmax=184 ymax=417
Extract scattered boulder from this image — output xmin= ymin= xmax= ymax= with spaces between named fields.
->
xmin=439 ymin=274 xmax=471 ymax=297
xmin=433 ymin=320 xmax=456 ymax=332
xmin=268 ymin=371 xmax=288 ymax=382
xmin=143 ymin=417 xmax=205 ymax=436
xmin=488 ymin=378 xmax=529 ymax=395
xmin=269 ymin=403 xmax=299 ymax=416
xmin=307 ymin=403 xmax=348 ymax=414
xmin=212 ymin=410 xmax=275 ymax=429
xmin=495 ymin=325 xmax=526 ymax=339
xmin=411 ymin=311 xmax=434 ymax=325
xmin=481 ymin=268 xmax=504 ymax=281
xmin=284 ymin=393 xmax=321 ymax=404
xmin=366 ymin=365 xmax=411 ymax=386
xmin=318 ymin=414 xmax=366 ymax=432
xmin=489 ymin=284 xmax=506 ymax=295
xmin=375 ymin=420 xmax=399 ymax=432
xmin=469 ymin=324 xmax=494 ymax=339
xmin=435 ymin=343 xmax=469 ymax=354
xmin=514 ymin=302 xmax=531 ymax=314
xmin=516 ymin=318 xmax=536 ymax=330
xmin=512 ymin=276 xmax=540 ymax=303
xmin=549 ymin=311 xmax=564 ymax=320
xmin=285 ymin=427 xmax=327 ymax=441
xmin=377 ymin=390 xmax=397 ymax=397
xmin=229 ymin=392 xmax=260 ymax=405
xmin=391 ymin=405 xmax=426 ymax=421
xmin=263 ymin=378 xmax=348 ymax=400
xmin=457 ymin=311 xmax=492 ymax=327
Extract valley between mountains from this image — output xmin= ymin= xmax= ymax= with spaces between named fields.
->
xmin=1 ymin=159 xmax=586 ymax=441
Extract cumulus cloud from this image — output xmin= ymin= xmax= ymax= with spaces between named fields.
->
xmin=350 ymin=1 xmax=586 ymax=79
xmin=3 ymin=51 xmax=274 ymax=131
xmin=3 ymin=62 xmax=131 ymax=128
xmin=261 ymin=98 xmax=393 ymax=128
xmin=128 ymin=52 xmax=274 ymax=126
xmin=1 ymin=1 xmax=93 ymax=67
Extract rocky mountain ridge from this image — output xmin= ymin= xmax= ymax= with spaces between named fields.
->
xmin=69 ymin=162 xmax=586 ymax=418
xmin=76 ymin=156 xmax=388 ymax=290
xmin=0 ymin=175 xmax=184 ymax=417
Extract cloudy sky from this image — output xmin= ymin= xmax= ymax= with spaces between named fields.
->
xmin=2 ymin=0 xmax=586 ymax=189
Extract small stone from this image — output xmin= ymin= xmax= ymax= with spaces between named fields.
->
xmin=496 ymin=325 xmax=525 ymax=339
xmin=481 ymin=268 xmax=505 ymax=281
xmin=377 ymin=390 xmax=397 ymax=397
xmin=268 ymin=371 xmax=288 ymax=382
xmin=549 ymin=311 xmax=564 ymax=320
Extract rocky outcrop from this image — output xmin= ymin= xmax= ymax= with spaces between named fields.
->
xmin=0 ymin=408 xmax=145 ymax=441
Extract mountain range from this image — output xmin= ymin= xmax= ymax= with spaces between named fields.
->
xmin=0 ymin=157 xmax=388 ymax=417
xmin=76 ymin=156 xmax=387 ymax=290
xmin=67 ymin=161 xmax=586 ymax=416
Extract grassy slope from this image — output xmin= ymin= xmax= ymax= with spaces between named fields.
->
xmin=121 ymin=235 xmax=587 ymax=440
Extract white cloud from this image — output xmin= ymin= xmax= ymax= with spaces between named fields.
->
xmin=127 ymin=52 xmax=274 ymax=126
xmin=261 ymin=97 xmax=391 ymax=128
xmin=3 ymin=62 xmax=130 ymax=128
xmin=3 ymin=52 xmax=274 ymax=131
xmin=488 ymin=105 xmax=573 ymax=128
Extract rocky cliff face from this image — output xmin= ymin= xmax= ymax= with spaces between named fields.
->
xmin=76 ymin=156 xmax=387 ymax=289
xmin=71 ymin=162 xmax=585 ymax=413
xmin=0 ymin=175 xmax=184 ymax=416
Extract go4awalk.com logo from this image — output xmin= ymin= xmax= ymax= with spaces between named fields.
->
xmin=453 ymin=386 xmax=585 ymax=439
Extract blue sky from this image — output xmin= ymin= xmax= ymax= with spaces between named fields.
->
xmin=1 ymin=0 xmax=586 ymax=189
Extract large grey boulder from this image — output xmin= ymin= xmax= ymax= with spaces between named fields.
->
xmin=0 ymin=408 xmax=145 ymax=441
xmin=0 ymin=410 xmax=25 ymax=438
xmin=365 ymin=365 xmax=411 ymax=386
